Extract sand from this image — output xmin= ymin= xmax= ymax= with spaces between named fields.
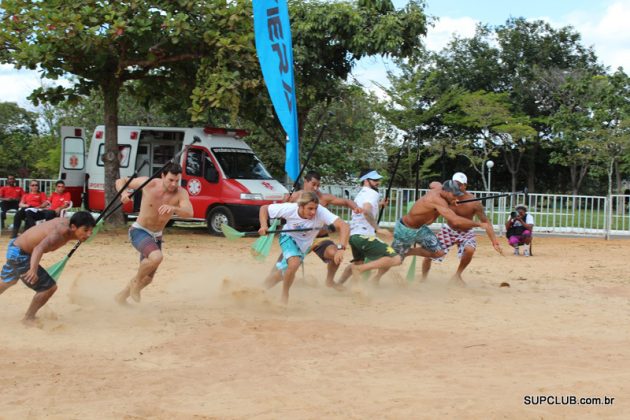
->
xmin=1 ymin=228 xmax=629 ymax=419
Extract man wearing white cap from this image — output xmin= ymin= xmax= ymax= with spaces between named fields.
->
xmin=335 ymin=169 xmax=401 ymax=287
xmin=422 ymin=172 xmax=503 ymax=286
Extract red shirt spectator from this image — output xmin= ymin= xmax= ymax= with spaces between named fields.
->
xmin=19 ymin=182 xmax=48 ymax=208
xmin=0 ymin=177 xmax=24 ymax=200
xmin=21 ymin=192 xmax=48 ymax=208
xmin=49 ymin=191 xmax=72 ymax=211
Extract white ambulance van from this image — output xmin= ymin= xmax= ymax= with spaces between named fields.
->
xmin=59 ymin=126 xmax=288 ymax=234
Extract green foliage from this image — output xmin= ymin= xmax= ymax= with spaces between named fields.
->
xmin=0 ymin=102 xmax=57 ymax=178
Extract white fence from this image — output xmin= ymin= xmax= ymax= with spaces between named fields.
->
xmin=322 ymin=185 xmax=630 ymax=238
xmin=4 ymin=178 xmax=629 ymax=237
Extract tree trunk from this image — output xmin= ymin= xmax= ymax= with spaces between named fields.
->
xmin=526 ymin=142 xmax=537 ymax=193
xmin=101 ymin=79 xmax=124 ymax=226
xmin=615 ymin=160 xmax=622 ymax=193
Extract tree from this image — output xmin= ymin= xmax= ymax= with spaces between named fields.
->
xmin=0 ymin=102 xmax=41 ymax=177
xmin=1 ymin=0 xmax=255 ymax=224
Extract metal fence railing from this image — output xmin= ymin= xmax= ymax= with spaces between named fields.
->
xmin=4 ymin=178 xmax=629 ymax=238
xmin=322 ymin=185 xmax=630 ymax=238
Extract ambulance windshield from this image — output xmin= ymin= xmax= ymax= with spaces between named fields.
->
xmin=212 ymin=148 xmax=273 ymax=180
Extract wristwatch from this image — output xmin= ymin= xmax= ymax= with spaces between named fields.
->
xmin=336 ymin=244 xmax=346 ymax=250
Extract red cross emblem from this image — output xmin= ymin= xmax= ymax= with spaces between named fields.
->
xmin=69 ymin=155 xmax=79 ymax=168
xmin=262 ymin=181 xmax=274 ymax=190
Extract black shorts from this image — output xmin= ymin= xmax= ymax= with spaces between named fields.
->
xmin=22 ymin=266 xmax=56 ymax=292
xmin=311 ymin=239 xmax=335 ymax=263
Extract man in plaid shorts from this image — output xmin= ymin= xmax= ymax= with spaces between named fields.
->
xmin=422 ymin=173 xmax=503 ymax=286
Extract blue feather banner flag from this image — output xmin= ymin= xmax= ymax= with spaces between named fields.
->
xmin=253 ymin=0 xmax=300 ymax=181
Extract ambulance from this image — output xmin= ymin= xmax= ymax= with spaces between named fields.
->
xmin=59 ymin=126 xmax=288 ymax=234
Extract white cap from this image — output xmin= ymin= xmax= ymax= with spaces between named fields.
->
xmin=452 ymin=172 xmax=467 ymax=185
xmin=359 ymin=170 xmax=383 ymax=182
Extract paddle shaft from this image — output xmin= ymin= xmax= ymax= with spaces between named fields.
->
xmin=94 ymin=160 xmax=149 ymax=225
xmin=377 ymin=135 xmax=410 ymax=224
xmin=290 ymin=112 xmax=333 ymax=194
xmin=101 ymin=138 xmax=200 ymax=221
xmin=457 ymin=189 xmax=528 ymax=204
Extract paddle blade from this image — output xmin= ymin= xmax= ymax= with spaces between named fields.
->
xmin=221 ymin=223 xmax=245 ymax=240
xmin=48 ymin=257 xmax=69 ymax=281
xmin=251 ymin=220 xmax=279 ymax=260
xmin=406 ymin=256 xmax=417 ymax=282
xmin=85 ymin=219 xmax=104 ymax=244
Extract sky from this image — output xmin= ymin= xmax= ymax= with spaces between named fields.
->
xmin=2 ymin=0 xmax=630 ymax=109
xmin=353 ymin=0 xmax=630 ymax=93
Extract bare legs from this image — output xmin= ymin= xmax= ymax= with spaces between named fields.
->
xmin=264 ymin=256 xmax=302 ymax=304
xmin=116 ymin=250 xmax=163 ymax=304
xmin=337 ymin=255 xmax=402 ymax=287
xmin=23 ymin=285 xmax=57 ymax=323
xmin=1 ymin=279 xmax=57 ymax=324
xmin=422 ymin=246 xmax=475 ymax=286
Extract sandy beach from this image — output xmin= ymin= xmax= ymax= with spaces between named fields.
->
xmin=1 ymin=227 xmax=629 ymax=419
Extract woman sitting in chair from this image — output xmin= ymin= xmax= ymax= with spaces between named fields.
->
xmin=505 ymin=204 xmax=534 ymax=256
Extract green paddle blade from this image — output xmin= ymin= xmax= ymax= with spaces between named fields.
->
xmin=406 ymin=256 xmax=417 ymax=282
xmin=221 ymin=223 xmax=245 ymax=240
xmin=48 ymin=257 xmax=69 ymax=281
xmin=361 ymin=257 xmax=371 ymax=280
xmin=85 ymin=219 xmax=104 ymax=244
xmin=251 ymin=219 xmax=279 ymax=260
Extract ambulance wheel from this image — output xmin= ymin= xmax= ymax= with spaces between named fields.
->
xmin=207 ymin=206 xmax=234 ymax=235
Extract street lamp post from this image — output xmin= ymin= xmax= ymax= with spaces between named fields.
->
xmin=486 ymin=160 xmax=494 ymax=192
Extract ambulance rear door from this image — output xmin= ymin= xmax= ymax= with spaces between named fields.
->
xmin=59 ymin=126 xmax=87 ymax=207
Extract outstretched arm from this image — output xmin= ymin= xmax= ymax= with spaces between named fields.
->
xmin=321 ymin=193 xmax=361 ymax=213
xmin=22 ymin=227 xmax=67 ymax=285
xmin=332 ymin=218 xmax=350 ymax=265
xmin=115 ymin=176 xmax=150 ymax=204
xmin=475 ymin=204 xmax=503 ymax=254
xmin=435 ymin=200 xmax=483 ymax=231
xmin=258 ymin=205 xmax=270 ymax=236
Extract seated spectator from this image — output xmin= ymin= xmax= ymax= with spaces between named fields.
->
xmin=11 ymin=181 xmax=49 ymax=238
xmin=40 ymin=180 xmax=73 ymax=221
xmin=505 ymin=204 xmax=534 ymax=256
xmin=0 ymin=175 xmax=24 ymax=230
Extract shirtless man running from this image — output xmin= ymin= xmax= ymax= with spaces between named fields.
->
xmin=0 ymin=212 xmax=95 ymax=324
xmin=391 ymin=179 xmax=490 ymax=261
xmin=115 ymin=162 xmax=193 ymax=304
xmin=422 ymin=173 xmax=503 ymax=286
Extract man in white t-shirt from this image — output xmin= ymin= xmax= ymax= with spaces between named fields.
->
xmin=259 ymin=191 xmax=350 ymax=304
xmin=289 ymin=170 xmax=361 ymax=288
xmin=335 ymin=169 xmax=401 ymax=287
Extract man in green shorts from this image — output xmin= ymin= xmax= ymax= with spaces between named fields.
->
xmin=335 ymin=169 xmax=402 ymax=286
xmin=392 ymin=180 xmax=490 ymax=260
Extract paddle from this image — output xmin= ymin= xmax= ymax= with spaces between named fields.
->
xmin=251 ymin=219 xmax=280 ymax=260
xmin=222 ymin=223 xmax=335 ymax=240
xmin=47 ymin=161 xmax=149 ymax=280
xmin=377 ymin=135 xmax=410 ymax=224
xmin=406 ymin=140 xmax=422 ymax=282
xmin=456 ymin=188 xmax=529 ymax=204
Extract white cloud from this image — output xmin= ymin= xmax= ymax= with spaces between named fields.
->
xmin=425 ymin=16 xmax=478 ymax=52
xmin=0 ymin=65 xmax=42 ymax=108
xmin=552 ymin=1 xmax=630 ymax=71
